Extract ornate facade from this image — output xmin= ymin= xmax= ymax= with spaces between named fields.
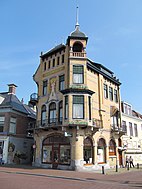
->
xmin=33 ymin=21 xmax=126 ymax=170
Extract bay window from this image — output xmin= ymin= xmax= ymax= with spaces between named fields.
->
xmin=73 ymin=95 xmax=84 ymax=119
xmin=64 ymin=96 xmax=68 ymax=119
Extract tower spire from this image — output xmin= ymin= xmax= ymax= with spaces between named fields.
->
xmin=75 ymin=6 xmax=79 ymax=30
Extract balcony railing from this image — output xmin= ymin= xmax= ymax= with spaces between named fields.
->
xmin=70 ymin=51 xmax=86 ymax=57
xmin=111 ymin=124 xmax=127 ymax=133
xmin=92 ymin=119 xmax=103 ymax=128
xmin=36 ymin=118 xmax=63 ymax=128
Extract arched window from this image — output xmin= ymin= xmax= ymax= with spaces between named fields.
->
xmin=42 ymin=134 xmax=70 ymax=165
xmin=73 ymin=42 xmax=83 ymax=52
xmin=49 ymin=102 xmax=56 ymax=123
xmin=97 ymin=138 xmax=106 ymax=163
xmin=41 ymin=105 xmax=46 ymax=125
xmin=109 ymin=139 xmax=116 ymax=156
xmin=84 ymin=137 xmax=93 ymax=164
xmin=59 ymin=101 xmax=63 ymax=123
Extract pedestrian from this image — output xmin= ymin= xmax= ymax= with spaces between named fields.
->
xmin=0 ymin=147 xmax=3 ymax=165
xmin=129 ymin=156 xmax=134 ymax=168
xmin=125 ymin=155 xmax=129 ymax=168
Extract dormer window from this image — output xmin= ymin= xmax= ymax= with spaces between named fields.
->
xmin=73 ymin=42 xmax=83 ymax=52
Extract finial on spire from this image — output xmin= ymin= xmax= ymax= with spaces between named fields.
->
xmin=75 ymin=6 xmax=79 ymax=30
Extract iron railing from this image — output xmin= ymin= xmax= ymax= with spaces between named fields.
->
xmin=30 ymin=93 xmax=38 ymax=102
xmin=111 ymin=124 xmax=127 ymax=133
xmin=36 ymin=118 xmax=63 ymax=128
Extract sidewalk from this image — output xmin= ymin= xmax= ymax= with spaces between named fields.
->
xmin=0 ymin=163 xmax=141 ymax=176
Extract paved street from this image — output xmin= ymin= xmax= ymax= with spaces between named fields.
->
xmin=0 ymin=166 xmax=142 ymax=189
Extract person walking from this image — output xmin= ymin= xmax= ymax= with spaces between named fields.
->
xmin=129 ymin=156 xmax=134 ymax=168
xmin=125 ymin=155 xmax=129 ymax=168
xmin=0 ymin=147 xmax=3 ymax=165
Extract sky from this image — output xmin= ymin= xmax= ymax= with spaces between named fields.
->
xmin=0 ymin=0 xmax=142 ymax=112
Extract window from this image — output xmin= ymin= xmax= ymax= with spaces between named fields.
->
xmin=48 ymin=60 xmax=51 ymax=69
xmin=44 ymin=62 xmax=46 ymax=71
xmin=122 ymin=120 xmax=127 ymax=134
xmin=62 ymin=54 xmax=64 ymax=64
xmin=114 ymin=89 xmax=118 ymax=103
xmin=104 ymin=84 xmax=108 ymax=99
xmin=53 ymin=58 xmax=55 ymax=67
xmin=59 ymin=101 xmax=63 ymax=123
xmin=109 ymin=139 xmax=116 ymax=156
xmin=123 ymin=103 xmax=132 ymax=115
xmin=41 ymin=105 xmax=46 ymax=125
xmin=65 ymin=96 xmax=68 ymax=119
xmin=73 ymin=65 xmax=84 ymax=84
xmin=9 ymin=117 xmax=16 ymax=134
xmin=0 ymin=116 xmax=5 ymax=132
xmin=49 ymin=103 xmax=56 ymax=123
xmin=57 ymin=56 xmax=60 ymax=65
xmin=73 ymin=96 xmax=84 ymax=119
xmin=73 ymin=42 xmax=83 ymax=52
xmin=109 ymin=87 xmax=113 ymax=101
xmin=129 ymin=122 xmax=133 ymax=136
xmin=43 ymin=80 xmax=47 ymax=96
xmin=59 ymin=75 xmax=65 ymax=91
xmin=42 ymin=135 xmax=70 ymax=164
xmin=84 ymin=137 xmax=93 ymax=164
xmin=88 ymin=96 xmax=91 ymax=120
xmin=127 ymin=105 xmax=132 ymax=115
xmin=134 ymin=124 xmax=138 ymax=137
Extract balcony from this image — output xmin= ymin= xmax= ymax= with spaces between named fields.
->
xmin=111 ymin=124 xmax=127 ymax=135
xmin=30 ymin=93 xmax=38 ymax=104
xmin=70 ymin=51 xmax=86 ymax=58
xmin=36 ymin=118 xmax=63 ymax=129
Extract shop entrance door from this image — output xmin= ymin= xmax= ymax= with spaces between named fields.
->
xmin=52 ymin=145 xmax=59 ymax=169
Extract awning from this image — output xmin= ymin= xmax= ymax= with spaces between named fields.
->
xmin=110 ymin=106 xmax=119 ymax=116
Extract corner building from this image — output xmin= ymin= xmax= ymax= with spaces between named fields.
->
xmin=33 ymin=23 xmax=126 ymax=170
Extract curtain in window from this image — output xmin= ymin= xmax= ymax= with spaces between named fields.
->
xmin=73 ymin=96 xmax=84 ymax=119
xmin=73 ymin=65 xmax=84 ymax=84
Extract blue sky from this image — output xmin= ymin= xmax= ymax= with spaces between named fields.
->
xmin=0 ymin=0 xmax=142 ymax=112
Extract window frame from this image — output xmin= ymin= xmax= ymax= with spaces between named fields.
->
xmin=59 ymin=75 xmax=65 ymax=91
xmin=64 ymin=96 xmax=68 ymax=120
xmin=109 ymin=86 xmax=113 ymax=101
xmin=73 ymin=65 xmax=84 ymax=84
xmin=9 ymin=117 xmax=16 ymax=134
xmin=104 ymin=84 xmax=108 ymax=99
xmin=42 ymin=80 xmax=48 ymax=96
xmin=114 ymin=89 xmax=118 ymax=103
xmin=73 ymin=95 xmax=84 ymax=119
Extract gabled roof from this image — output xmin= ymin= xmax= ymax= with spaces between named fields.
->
xmin=0 ymin=93 xmax=36 ymax=118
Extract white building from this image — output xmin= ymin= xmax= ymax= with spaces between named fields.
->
xmin=121 ymin=102 xmax=142 ymax=165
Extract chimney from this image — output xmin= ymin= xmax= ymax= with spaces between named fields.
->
xmin=8 ymin=84 xmax=17 ymax=95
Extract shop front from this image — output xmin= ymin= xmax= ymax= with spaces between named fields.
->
xmin=42 ymin=134 xmax=71 ymax=169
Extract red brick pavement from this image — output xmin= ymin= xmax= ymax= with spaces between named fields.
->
xmin=0 ymin=165 xmax=142 ymax=189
